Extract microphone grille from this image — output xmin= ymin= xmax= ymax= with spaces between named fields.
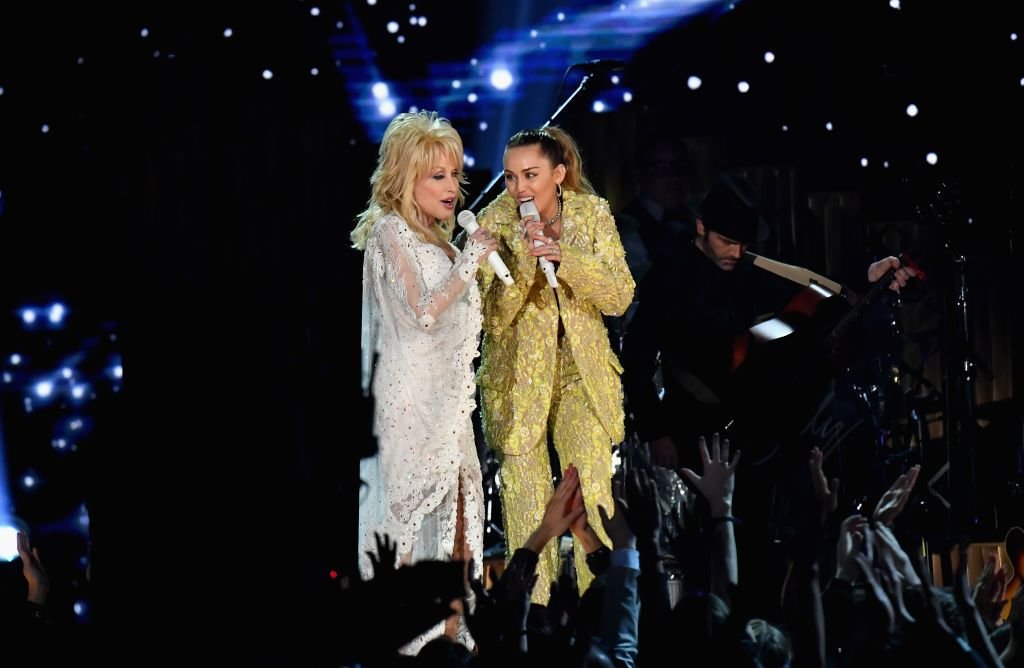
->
xmin=456 ymin=210 xmax=475 ymax=227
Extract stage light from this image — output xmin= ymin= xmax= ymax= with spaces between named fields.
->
xmin=10 ymin=354 xmax=22 ymax=365
xmin=140 ymin=27 xmax=150 ymax=38
xmin=906 ymin=103 xmax=919 ymax=117
xmin=764 ymin=51 xmax=775 ymax=63
xmin=926 ymin=152 xmax=938 ymax=165
xmin=311 ymin=68 xmax=319 ymax=76
xmin=557 ymin=12 xmax=565 ymax=21
xmin=23 ymin=475 xmax=36 ymax=489
xmin=825 ymin=121 xmax=834 ymax=131
xmin=417 ymin=17 xmax=426 ymax=27
xmin=467 ymin=93 xmax=478 ymax=103
xmin=387 ymin=21 xmax=399 ymax=34
xmin=397 ymin=36 xmax=405 ymax=44
xmin=34 ymin=381 xmax=54 ymax=398
xmin=262 ymin=69 xmax=273 ymax=80
xmin=623 ymin=91 xmax=633 ymax=102
xmin=611 ymin=75 xmax=620 ymax=84
xmin=41 ymin=124 xmax=50 ymax=134
xmin=71 ymin=385 xmax=86 ymax=399
xmin=593 ymin=100 xmax=606 ymax=112
xmin=889 ymin=0 xmax=900 ymax=9
xmin=687 ymin=75 xmax=702 ymax=90
xmin=490 ymin=69 xmax=513 ymax=90
xmin=21 ymin=309 xmax=36 ymax=325
xmin=310 ymin=7 xmax=320 ymax=16
xmin=0 ymin=526 xmax=18 ymax=562
xmin=372 ymin=82 xmax=389 ymax=99
xmin=530 ymin=29 xmax=538 ymax=38
xmin=223 ymin=28 xmax=233 ymax=38
xmin=49 ymin=303 xmax=65 ymax=324
xmin=737 ymin=81 xmax=750 ymax=93
xmin=479 ymin=121 xmax=488 ymax=131
xmin=378 ymin=100 xmax=396 ymax=116
xmin=464 ymin=154 xmax=476 ymax=168
xmin=860 ymin=158 xmax=869 ymax=167
xmin=452 ymin=80 xmax=461 ymax=89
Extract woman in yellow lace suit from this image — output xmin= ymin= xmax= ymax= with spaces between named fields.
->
xmin=476 ymin=127 xmax=634 ymax=603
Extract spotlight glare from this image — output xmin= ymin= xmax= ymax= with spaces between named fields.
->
xmin=397 ymin=35 xmax=405 ymax=43
xmin=372 ymin=82 xmax=389 ymax=99
xmin=11 ymin=354 xmax=22 ymax=365
xmin=464 ymin=154 xmax=476 ymax=168
xmin=889 ymin=0 xmax=900 ymax=8
xmin=687 ymin=75 xmax=702 ymax=90
xmin=0 ymin=527 xmax=17 ymax=561
xmin=490 ymin=68 xmax=513 ymax=90
xmin=114 ymin=365 xmax=124 ymax=379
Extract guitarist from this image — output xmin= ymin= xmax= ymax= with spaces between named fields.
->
xmin=621 ymin=172 xmax=915 ymax=471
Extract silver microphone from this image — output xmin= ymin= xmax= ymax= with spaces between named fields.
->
xmin=518 ymin=200 xmax=559 ymax=289
xmin=456 ymin=210 xmax=513 ymax=285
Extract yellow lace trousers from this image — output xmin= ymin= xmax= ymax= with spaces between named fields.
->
xmin=496 ymin=340 xmax=615 ymax=605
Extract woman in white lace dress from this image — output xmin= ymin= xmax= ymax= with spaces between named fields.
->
xmin=351 ymin=111 xmax=497 ymax=653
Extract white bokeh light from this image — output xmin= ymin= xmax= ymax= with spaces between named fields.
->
xmin=21 ymin=309 xmax=36 ymax=324
xmin=372 ymin=82 xmax=389 ymax=99
xmin=397 ymin=35 xmax=405 ymax=44
xmin=464 ymin=154 xmax=475 ymax=168
xmin=860 ymin=158 xmax=869 ymax=167
xmin=906 ymin=103 xmax=919 ymax=117
xmin=35 ymin=381 xmax=54 ymax=398
xmin=379 ymin=100 xmax=397 ymax=116
xmin=24 ymin=475 xmax=35 ymax=488
xmin=140 ymin=27 xmax=150 ymax=38
xmin=48 ymin=303 xmax=65 ymax=324
xmin=557 ymin=12 xmax=565 ymax=21
xmin=451 ymin=80 xmax=461 ymax=89
xmin=926 ymin=152 xmax=938 ymax=165
xmin=41 ymin=124 xmax=50 ymax=134
xmin=764 ymin=51 xmax=775 ymax=63
xmin=262 ymin=69 xmax=273 ymax=80
xmin=223 ymin=28 xmax=233 ymax=38
xmin=687 ymin=76 xmax=702 ymax=90
xmin=310 ymin=67 xmax=319 ymax=76
xmin=467 ymin=92 xmax=478 ymax=103
xmin=417 ymin=17 xmax=426 ymax=26
xmin=889 ymin=0 xmax=900 ymax=9
xmin=592 ymin=100 xmax=606 ymax=113
xmin=310 ymin=7 xmax=320 ymax=16
xmin=387 ymin=21 xmax=399 ymax=33
xmin=479 ymin=121 xmax=488 ymax=131
xmin=530 ymin=29 xmax=538 ymax=38
xmin=737 ymin=81 xmax=750 ymax=93
xmin=490 ymin=69 xmax=513 ymax=90
xmin=10 ymin=354 xmax=21 ymax=365
xmin=825 ymin=121 xmax=834 ymax=131
xmin=611 ymin=75 xmax=620 ymax=85
xmin=623 ymin=91 xmax=633 ymax=102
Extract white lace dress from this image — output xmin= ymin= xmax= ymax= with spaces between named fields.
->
xmin=358 ymin=213 xmax=485 ymax=654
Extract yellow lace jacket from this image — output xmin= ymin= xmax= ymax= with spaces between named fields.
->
xmin=476 ymin=189 xmax=635 ymax=456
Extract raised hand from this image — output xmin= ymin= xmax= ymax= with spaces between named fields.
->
xmin=17 ymin=531 xmax=49 ymax=605
xmin=835 ymin=514 xmax=868 ymax=582
xmin=598 ymin=480 xmax=637 ymax=551
xmin=367 ymin=531 xmax=398 ymax=581
xmin=972 ymin=553 xmax=1011 ymax=630
xmin=873 ymin=465 xmax=921 ymax=527
xmin=680 ymin=433 xmax=740 ymax=518
xmin=809 ymin=447 xmax=839 ymax=525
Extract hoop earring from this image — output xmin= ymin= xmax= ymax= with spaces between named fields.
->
xmin=556 ymin=183 xmax=563 ymax=199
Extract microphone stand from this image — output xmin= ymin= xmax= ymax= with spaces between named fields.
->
xmin=467 ymin=70 xmax=600 ymax=211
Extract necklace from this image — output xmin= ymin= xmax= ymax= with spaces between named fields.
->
xmin=545 ymin=193 xmax=563 ymax=226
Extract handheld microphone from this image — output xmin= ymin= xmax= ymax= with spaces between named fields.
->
xmin=456 ymin=210 xmax=513 ymax=286
xmin=518 ymin=200 xmax=559 ymax=289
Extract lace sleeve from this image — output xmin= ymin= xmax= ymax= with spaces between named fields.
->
xmin=371 ymin=215 xmax=485 ymax=331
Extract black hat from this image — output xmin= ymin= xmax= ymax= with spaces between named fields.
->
xmin=691 ymin=173 xmax=768 ymax=244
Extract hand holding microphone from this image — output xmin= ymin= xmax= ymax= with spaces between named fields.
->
xmin=456 ymin=210 xmax=513 ymax=285
xmin=518 ymin=200 xmax=559 ymax=289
